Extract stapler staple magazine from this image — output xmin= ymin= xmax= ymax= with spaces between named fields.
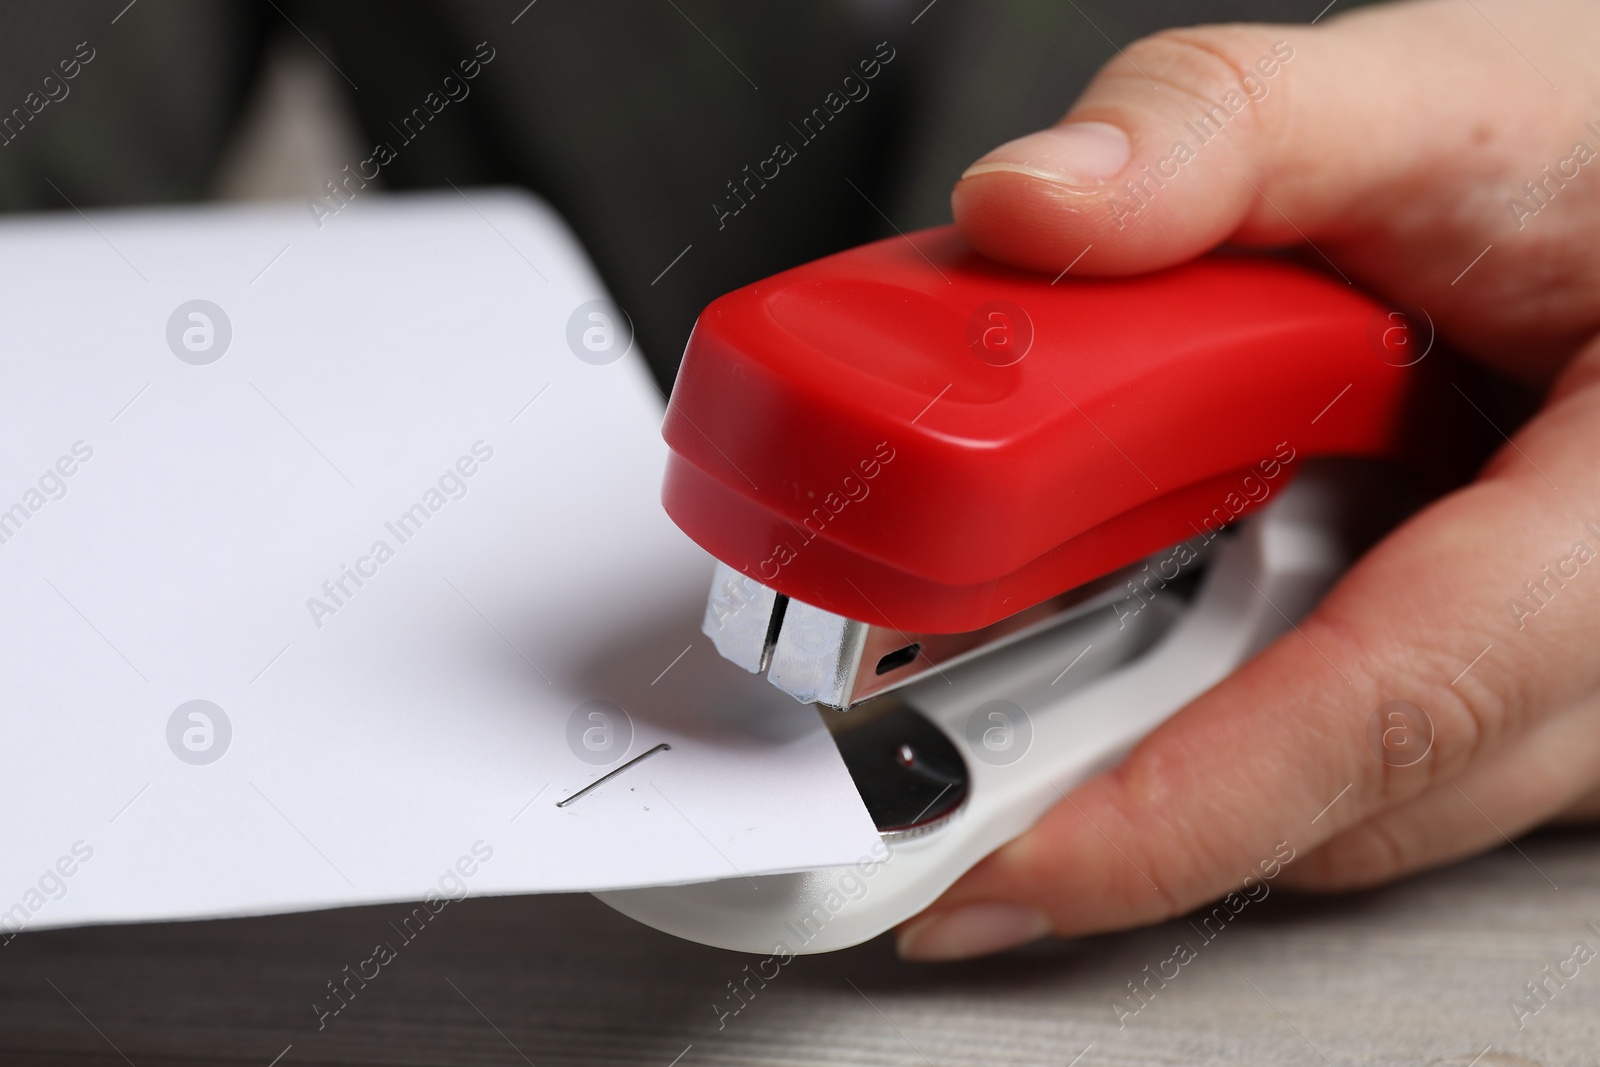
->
xmin=598 ymin=226 xmax=1431 ymax=953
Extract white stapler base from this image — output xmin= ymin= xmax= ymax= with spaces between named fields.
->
xmin=597 ymin=468 xmax=1353 ymax=954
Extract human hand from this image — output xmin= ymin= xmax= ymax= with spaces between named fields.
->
xmin=897 ymin=0 xmax=1600 ymax=961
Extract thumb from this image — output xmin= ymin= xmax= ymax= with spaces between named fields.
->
xmin=951 ymin=1 xmax=1568 ymax=277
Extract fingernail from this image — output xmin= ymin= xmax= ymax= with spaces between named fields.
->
xmin=896 ymin=903 xmax=1051 ymax=961
xmin=961 ymin=121 xmax=1131 ymax=186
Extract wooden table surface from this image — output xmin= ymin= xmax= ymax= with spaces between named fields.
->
xmin=2 ymin=828 xmax=1597 ymax=1067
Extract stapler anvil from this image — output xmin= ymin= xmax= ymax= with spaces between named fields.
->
xmin=599 ymin=226 xmax=1427 ymax=953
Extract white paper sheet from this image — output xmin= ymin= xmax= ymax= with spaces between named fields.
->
xmin=0 ymin=190 xmax=880 ymax=934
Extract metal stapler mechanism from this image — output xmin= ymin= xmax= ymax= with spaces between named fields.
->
xmin=599 ymin=227 xmax=1431 ymax=953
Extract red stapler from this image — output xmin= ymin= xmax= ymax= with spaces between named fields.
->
xmin=598 ymin=226 xmax=1429 ymax=953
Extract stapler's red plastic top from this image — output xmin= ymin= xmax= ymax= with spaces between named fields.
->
xmin=662 ymin=226 xmax=1418 ymax=633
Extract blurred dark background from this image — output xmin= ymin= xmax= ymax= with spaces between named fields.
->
xmin=0 ymin=0 xmax=1375 ymax=393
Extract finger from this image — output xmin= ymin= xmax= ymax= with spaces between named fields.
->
xmin=951 ymin=1 xmax=1600 ymax=377
xmin=895 ymin=350 xmax=1600 ymax=962
xmin=1553 ymin=785 xmax=1600 ymax=824
xmin=1280 ymin=691 xmax=1600 ymax=892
